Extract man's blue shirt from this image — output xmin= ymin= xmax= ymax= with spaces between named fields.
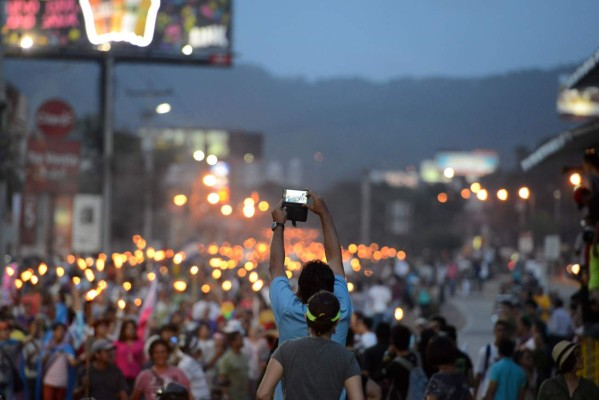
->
xmin=270 ymin=274 xmax=352 ymax=346
xmin=269 ymin=274 xmax=353 ymax=400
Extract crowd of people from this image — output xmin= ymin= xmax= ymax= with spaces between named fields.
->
xmin=0 ymin=184 xmax=599 ymax=400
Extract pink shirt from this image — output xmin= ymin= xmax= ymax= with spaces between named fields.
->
xmin=114 ymin=340 xmax=144 ymax=379
xmin=133 ymin=366 xmax=191 ymax=400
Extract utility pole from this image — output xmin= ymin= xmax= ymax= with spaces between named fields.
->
xmin=0 ymin=16 xmax=8 ymax=278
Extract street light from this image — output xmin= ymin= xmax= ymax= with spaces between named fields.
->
xmin=518 ymin=187 xmax=530 ymax=200
xmin=173 ymin=194 xmax=188 ymax=206
xmin=569 ymin=173 xmax=582 ymax=186
xmin=155 ymin=103 xmax=172 ymax=114
xmin=476 ymin=189 xmax=488 ymax=201
xmin=497 ymin=189 xmax=508 ymax=201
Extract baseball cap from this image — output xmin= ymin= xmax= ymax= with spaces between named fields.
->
xmin=92 ymin=338 xmax=115 ymax=353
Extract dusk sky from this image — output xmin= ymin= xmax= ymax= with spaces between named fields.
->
xmin=234 ymin=0 xmax=599 ymax=81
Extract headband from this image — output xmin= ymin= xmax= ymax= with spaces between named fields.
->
xmin=306 ymin=308 xmax=341 ymax=322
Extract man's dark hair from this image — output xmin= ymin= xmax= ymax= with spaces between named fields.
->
xmin=390 ymin=324 xmax=412 ymax=351
xmin=430 ymin=315 xmax=447 ymax=330
xmin=442 ymin=324 xmax=457 ymax=342
xmin=297 ymin=260 xmax=335 ymax=304
xmin=306 ymin=291 xmax=340 ymax=336
xmin=519 ymin=315 xmax=532 ymax=330
xmin=226 ymin=331 xmax=242 ymax=344
xmin=159 ymin=323 xmax=178 ymax=335
xmin=149 ymin=338 xmax=171 ymax=357
xmin=497 ymin=338 xmax=516 ymax=357
xmin=375 ymin=322 xmax=391 ymax=344
xmin=426 ymin=335 xmax=458 ymax=366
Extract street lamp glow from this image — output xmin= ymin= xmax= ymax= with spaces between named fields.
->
xmin=206 ymin=155 xmax=218 ymax=165
xmin=221 ymin=205 xmax=233 ymax=216
xmin=155 ymin=103 xmax=171 ymax=114
xmin=207 ymin=193 xmax=220 ymax=204
xmin=258 ymin=201 xmax=270 ymax=212
xmin=518 ymin=187 xmax=530 ymax=200
xmin=394 ymin=307 xmax=405 ymax=321
xmin=497 ymin=189 xmax=508 ymax=201
xmin=443 ymin=168 xmax=455 ymax=179
xmin=173 ymin=194 xmax=188 ymax=206
xmin=222 ymin=280 xmax=232 ymax=291
xmin=203 ymin=174 xmax=217 ymax=187
xmin=20 ymin=36 xmax=34 ymax=49
xmin=470 ymin=182 xmax=481 ymax=193
xmin=182 ymin=44 xmax=193 ymax=55
xmin=437 ymin=192 xmax=448 ymax=203
xmin=476 ymin=189 xmax=488 ymax=201
xmin=569 ymin=173 xmax=582 ymax=186
xmin=193 ymin=150 xmax=205 ymax=161
xmin=243 ymin=205 xmax=256 ymax=218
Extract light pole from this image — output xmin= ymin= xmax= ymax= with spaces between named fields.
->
xmin=141 ymin=103 xmax=171 ymax=243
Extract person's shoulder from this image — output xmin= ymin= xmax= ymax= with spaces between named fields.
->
xmin=580 ymin=377 xmax=599 ymax=392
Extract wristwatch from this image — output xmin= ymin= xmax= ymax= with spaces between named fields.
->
xmin=271 ymin=222 xmax=285 ymax=231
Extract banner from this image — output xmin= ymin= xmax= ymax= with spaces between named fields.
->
xmin=72 ymin=194 xmax=102 ymax=253
xmin=25 ymin=139 xmax=80 ymax=193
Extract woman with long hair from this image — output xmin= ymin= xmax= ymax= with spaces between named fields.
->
xmin=257 ymin=291 xmax=363 ymax=400
xmin=423 ymin=335 xmax=472 ymax=400
xmin=114 ymin=319 xmax=144 ymax=393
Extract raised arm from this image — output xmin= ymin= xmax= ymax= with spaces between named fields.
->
xmin=269 ymin=202 xmax=288 ymax=280
xmin=307 ymin=192 xmax=344 ymax=277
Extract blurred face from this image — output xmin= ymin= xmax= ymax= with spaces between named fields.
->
xmin=97 ymin=347 xmax=116 ymax=363
xmin=0 ymin=324 xmax=10 ymax=340
xmin=54 ymin=325 xmax=66 ymax=342
xmin=494 ymin=324 xmax=508 ymax=342
xmin=151 ymin=344 xmax=169 ymax=366
xmin=125 ymin=322 xmax=136 ymax=339
xmin=198 ymin=325 xmax=210 ymax=339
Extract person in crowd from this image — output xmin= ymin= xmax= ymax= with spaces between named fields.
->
xmin=514 ymin=348 xmax=537 ymax=400
xmin=473 ymin=320 xmax=510 ymax=400
xmin=424 ymin=335 xmax=472 ymax=400
xmin=22 ymin=317 xmax=46 ymax=400
xmin=362 ymin=322 xmax=390 ymax=379
xmin=547 ymin=297 xmax=574 ymax=346
xmin=428 ymin=315 xmax=448 ymax=334
xmin=217 ymin=330 xmax=250 ymax=400
xmin=515 ymin=315 xmax=533 ymax=349
xmin=194 ymin=321 xmax=224 ymax=394
xmin=243 ymin=324 xmax=270 ymax=400
xmin=177 ymin=336 xmax=210 ymax=400
xmin=367 ymin=279 xmax=392 ymax=329
xmin=130 ymin=339 xmax=191 ymax=400
xmin=418 ymin=328 xmax=438 ymax=379
xmin=483 ymin=338 xmax=526 ymax=400
xmin=268 ymin=192 xmax=352 ymax=399
xmin=374 ymin=324 xmax=422 ymax=400
xmin=442 ymin=325 xmax=474 ymax=388
xmin=257 ymin=291 xmax=363 ymax=400
xmin=114 ymin=319 xmax=144 ymax=393
xmin=537 ymin=340 xmax=599 ymax=399
xmin=351 ymin=312 xmax=377 ymax=354
xmin=0 ymin=320 xmax=23 ymax=400
xmin=38 ymin=321 xmax=78 ymax=400
xmin=76 ymin=338 xmax=127 ymax=400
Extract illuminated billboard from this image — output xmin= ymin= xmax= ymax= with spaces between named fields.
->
xmin=2 ymin=0 xmax=232 ymax=64
xmin=557 ymin=87 xmax=599 ymax=119
xmin=435 ymin=150 xmax=499 ymax=178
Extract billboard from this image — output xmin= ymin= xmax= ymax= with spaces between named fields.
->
xmin=557 ymin=87 xmax=599 ymax=119
xmin=435 ymin=150 xmax=499 ymax=178
xmin=2 ymin=0 xmax=232 ymax=65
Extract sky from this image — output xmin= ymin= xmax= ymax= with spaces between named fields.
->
xmin=234 ymin=0 xmax=599 ymax=81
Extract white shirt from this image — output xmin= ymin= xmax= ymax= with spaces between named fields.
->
xmin=548 ymin=307 xmax=574 ymax=337
xmin=178 ymin=354 xmax=210 ymax=400
xmin=474 ymin=343 xmax=499 ymax=400
xmin=368 ymin=285 xmax=391 ymax=314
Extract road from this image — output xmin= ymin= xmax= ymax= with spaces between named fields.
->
xmin=445 ymin=274 xmax=579 ymax=362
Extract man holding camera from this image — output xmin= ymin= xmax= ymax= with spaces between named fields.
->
xmin=269 ymin=191 xmax=352 ymax=399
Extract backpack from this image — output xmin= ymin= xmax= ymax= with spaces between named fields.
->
xmin=391 ymin=354 xmax=427 ymax=400
xmin=375 ymin=352 xmax=427 ymax=400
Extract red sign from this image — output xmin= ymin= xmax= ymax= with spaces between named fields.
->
xmin=35 ymin=99 xmax=76 ymax=138
xmin=25 ymin=139 xmax=80 ymax=193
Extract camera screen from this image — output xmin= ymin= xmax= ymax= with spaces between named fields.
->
xmin=283 ymin=189 xmax=308 ymax=204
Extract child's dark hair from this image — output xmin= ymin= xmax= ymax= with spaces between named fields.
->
xmin=497 ymin=338 xmax=516 ymax=357
xmin=390 ymin=324 xmax=412 ymax=351
xmin=297 ymin=260 xmax=335 ymax=304
xmin=426 ymin=335 xmax=458 ymax=366
xmin=306 ymin=291 xmax=340 ymax=336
